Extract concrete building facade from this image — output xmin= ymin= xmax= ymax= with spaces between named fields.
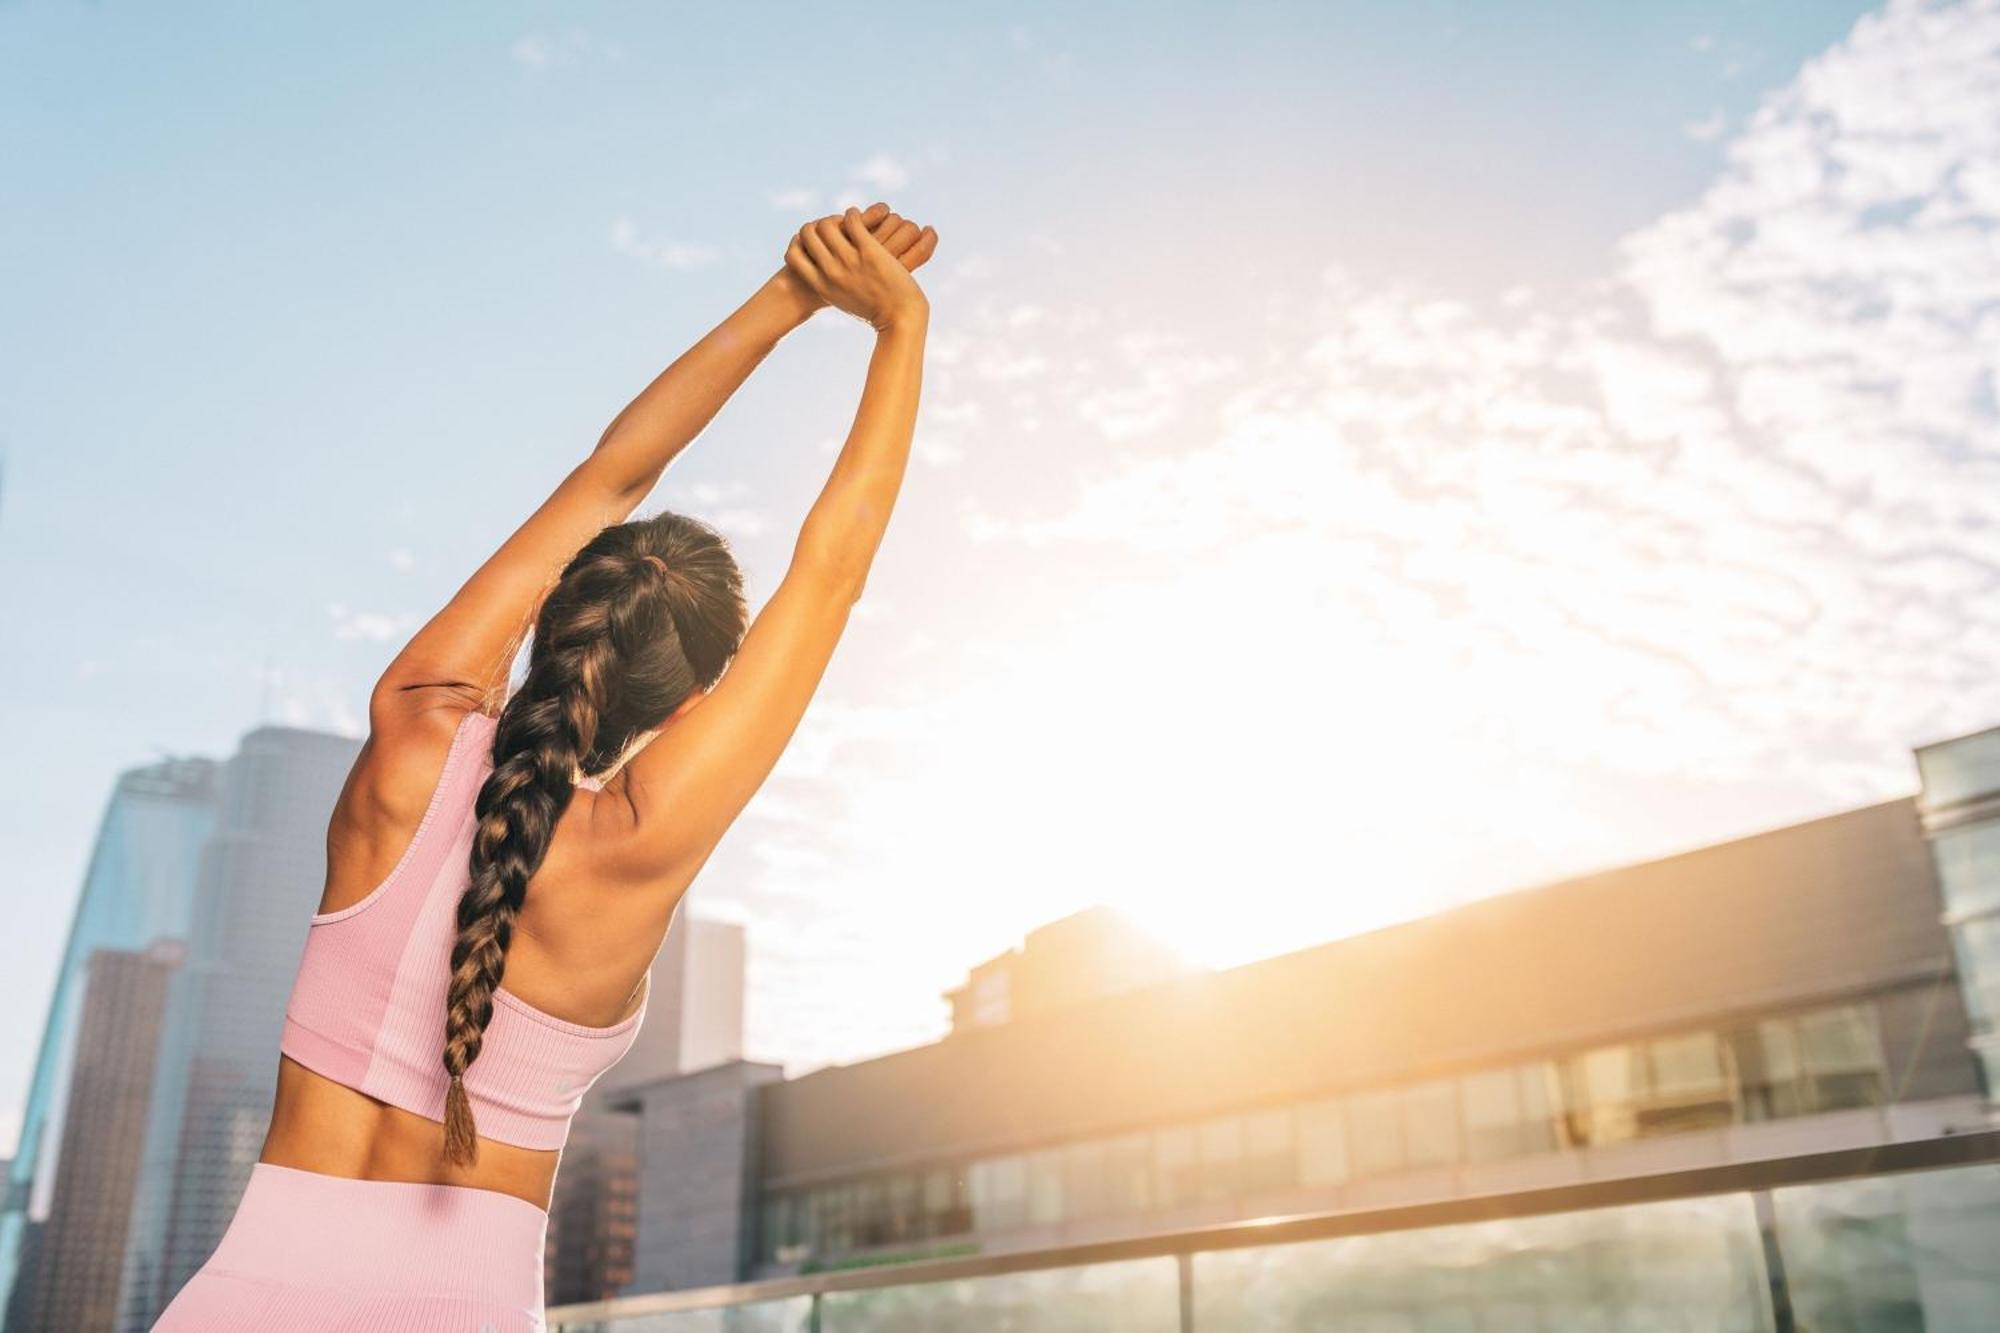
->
xmin=744 ymin=792 xmax=1983 ymax=1278
xmin=545 ymin=913 xmax=750 ymax=1304
xmin=18 ymin=943 xmax=183 ymax=1333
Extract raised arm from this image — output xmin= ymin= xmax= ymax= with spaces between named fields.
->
xmin=370 ymin=204 xmax=922 ymax=721
xmin=615 ymin=207 xmax=936 ymax=883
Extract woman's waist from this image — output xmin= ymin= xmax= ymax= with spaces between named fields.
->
xmin=209 ymin=1162 xmax=547 ymax=1307
xmin=266 ymin=1053 xmax=560 ymax=1211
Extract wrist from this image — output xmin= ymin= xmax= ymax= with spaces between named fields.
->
xmin=870 ymin=298 xmax=930 ymax=337
xmin=759 ymin=268 xmax=823 ymax=331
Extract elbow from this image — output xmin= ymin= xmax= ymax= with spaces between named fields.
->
xmin=790 ymin=553 xmax=869 ymax=608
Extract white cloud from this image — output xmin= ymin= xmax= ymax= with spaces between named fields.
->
xmin=1684 ymin=108 xmax=1728 ymax=141
xmin=608 ymin=216 xmax=720 ymax=271
xmin=849 ymin=153 xmax=911 ymax=192
xmin=511 ymin=29 xmax=623 ymax=72
xmin=767 ymin=187 xmax=818 ymax=212
xmin=263 ymin=664 xmax=367 ymax=737
xmin=868 ymin=0 xmax=2000 ymax=973
xmin=326 ymin=602 xmax=414 ymax=643
xmin=700 ymin=0 xmax=2000 ymax=1080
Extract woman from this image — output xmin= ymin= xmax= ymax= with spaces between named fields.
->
xmin=151 ymin=202 xmax=938 ymax=1330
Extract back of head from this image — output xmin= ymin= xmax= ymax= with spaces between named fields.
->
xmin=440 ymin=510 xmax=748 ymax=1164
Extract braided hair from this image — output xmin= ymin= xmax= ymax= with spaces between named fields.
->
xmin=441 ymin=510 xmax=746 ymax=1165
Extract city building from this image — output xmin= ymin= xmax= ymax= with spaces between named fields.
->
xmin=544 ymin=913 xmax=749 ymax=1305
xmin=0 ymin=755 xmax=220 ymax=1333
xmin=18 ymin=942 xmax=183 ymax=1333
xmin=732 ymin=789 xmax=1983 ymax=1282
xmin=114 ymin=726 xmax=361 ymax=1332
xmin=609 ymin=902 xmax=1204 ymax=1290
xmin=942 ymin=905 xmax=1191 ymax=1036
xmin=1915 ymin=721 xmax=2000 ymax=1101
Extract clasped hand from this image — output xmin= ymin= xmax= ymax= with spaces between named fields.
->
xmin=784 ymin=202 xmax=938 ymax=333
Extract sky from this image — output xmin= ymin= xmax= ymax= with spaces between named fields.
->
xmin=5 ymin=0 xmax=1997 ymax=1156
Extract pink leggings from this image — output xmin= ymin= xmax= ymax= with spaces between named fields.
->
xmin=151 ymin=1162 xmax=549 ymax=1331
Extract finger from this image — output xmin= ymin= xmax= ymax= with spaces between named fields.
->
xmin=859 ymin=201 xmax=891 ymax=228
xmin=784 ymin=238 xmax=834 ymax=303
xmin=878 ymin=218 xmax=922 ymax=259
xmin=818 ymin=211 xmax=861 ymax=267
xmin=842 ymin=206 xmax=891 ymax=259
xmin=902 ymin=225 xmax=940 ymax=270
xmin=799 ymin=221 xmax=839 ymax=277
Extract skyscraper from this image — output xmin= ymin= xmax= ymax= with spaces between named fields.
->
xmin=546 ymin=912 xmax=749 ymax=1304
xmin=114 ymin=725 xmax=360 ymax=1331
xmin=1915 ymin=722 xmax=2000 ymax=1105
xmin=0 ymin=755 xmax=219 ymax=1333
xmin=19 ymin=942 xmax=183 ymax=1333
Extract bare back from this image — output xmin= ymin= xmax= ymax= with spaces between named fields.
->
xmin=261 ymin=700 xmax=693 ymax=1208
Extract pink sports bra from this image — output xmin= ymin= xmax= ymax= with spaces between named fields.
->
xmin=280 ymin=708 xmax=651 ymax=1151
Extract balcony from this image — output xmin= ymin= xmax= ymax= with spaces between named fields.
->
xmin=548 ymin=1127 xmax=2000 ymax=1330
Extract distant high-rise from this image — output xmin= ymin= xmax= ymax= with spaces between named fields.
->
xmin=601 ymin=913 xmax=748 ymax=1094
xmin=1914 ymin=722 xmax=2000 ymax=1105
xmin=19 ymin=942 xmax=183 ymax=1333
xmin=0 ymin=755 xmax=219 ymax=1333
xmin=942 ymin=904 xmax=1192 ymax=1035
xmin=114 ymin=726 xmax=360 ymax=1332
xmin=546 ymin=912 xmax=748 ymax=1304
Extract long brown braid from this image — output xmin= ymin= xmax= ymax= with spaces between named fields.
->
xmin=441 ymin=511 xmax=746 ymax=1165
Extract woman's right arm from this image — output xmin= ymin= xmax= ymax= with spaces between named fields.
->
xmin=793 ymin=306 xmax=929 ymax=600
xmin=612 ymin=209 xmax=935 ymax=887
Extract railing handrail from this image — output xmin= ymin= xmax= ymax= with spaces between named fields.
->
xmin=549 ymin=1126 xmax=2000 ymax=1323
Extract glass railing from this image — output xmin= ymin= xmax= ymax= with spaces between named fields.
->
xmin=547 ymin=1130 xmax=2000 ymax=1331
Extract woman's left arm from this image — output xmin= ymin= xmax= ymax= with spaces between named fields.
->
xmin=372 ymin=204 xmax=927 ymax=718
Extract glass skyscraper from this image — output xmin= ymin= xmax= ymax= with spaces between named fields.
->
xmin=114 ymin=725 xmax=360 ymax=1331
xmin=1916 ymin=722 xmax=2000 ymax=1103
xmin=0 ymin=756 xmax=220 ymax=1332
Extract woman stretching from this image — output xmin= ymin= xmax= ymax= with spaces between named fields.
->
xmin=151 ymin=202 xmax=939 ymax=1330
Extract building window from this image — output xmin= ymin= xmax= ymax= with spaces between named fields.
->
xmin=1916 ymin=727 xmax=2000 ymax=811
xmin=1565 ymin=1044 xmax=1642 ymax=1145
xmin=1296 ymin=1098 xmax=1348 ymax=1186
xmin=1795 ymin=1005 xmax=1887 ymax=1112
xmin=815 ymin=1183 xmax=853 ymax=1254
xmin=1400 ymin=1080 xmax=1462 ymax=1168
xmin=970 ymin=1155 xmax=1027 ymax=1232
xmin=884 ymin=1171 xmax=920 ymax=1244
xmin=1746 ymin=1004 xmax=1887 ymax=1119
xmin=1026 ymin=1148 xmax=1065 ymax=1225
xmin=1241 ymin=1106 xmax=1297 ymax=1194
xmin=1640 ymin=1031 xmax=1735 ymax=1134
xmin=1103 ymin=1132 xmax=1154 ymax=1214
xmin=759 ymin=1192 xmax=795 ymax=1262
xmin=1345 ymin=1088 xmax=1404 ymax=1179
xmin=1154 ymin=1125 xmax=1201 ymax=1208
xmin=1461 ymin=1068 xmax=1523 ymax=1163
xmin=1063 ymin=1140 xmax=1109 ymax=1220
xmin=851 ymin=1176 xmax=888 ymax=1249
xmin=1196 ymin=1114 xmax=1244 ymax=1202
xmin=1519 ymin=1062 xmax=1571 ymax=1153
xmin=1933 ymin=822 xmax=2000 ymax=920
xmin=1955 ymin=916 xmax=2000 ymax=1029
xmin=923 ymin=1165 xmax=971 ymax=1238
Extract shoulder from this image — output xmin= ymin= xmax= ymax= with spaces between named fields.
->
xmin=344 ymin=687 xmax=496 ymax=830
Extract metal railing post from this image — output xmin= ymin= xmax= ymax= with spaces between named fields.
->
xmin=1752 ymin=1190 xmax=1796 ymax=1333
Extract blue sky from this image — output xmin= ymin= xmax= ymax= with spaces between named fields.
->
xmin=9 ymin=0 xmax=1993 ymax=1155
